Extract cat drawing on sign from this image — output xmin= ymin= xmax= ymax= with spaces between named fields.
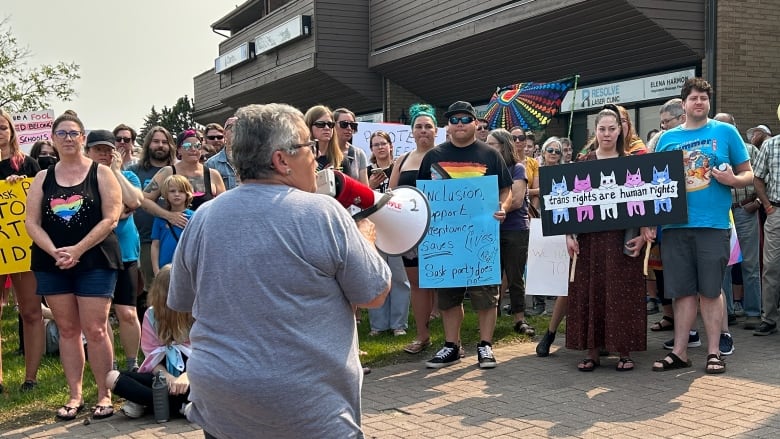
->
xmin=549 ymin=177 xmax=570 ymax=224
xmin=598 ymin=171 xmax=619 ymax=220
xmin=573 ymin=174 xmax=594 ymax=222
xmin=652 ymin=165 xmax=672 ymax=214
xmin=624 ymin=168 xmax=646 ymax=217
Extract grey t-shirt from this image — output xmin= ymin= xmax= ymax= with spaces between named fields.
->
xmin=168 ymin=183 xmax=390 ymax=439
xmin=345 ymin=144 xmax=368 ymax=180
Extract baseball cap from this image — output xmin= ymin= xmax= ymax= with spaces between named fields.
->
xmin=444 ymin=101 xmax=477 ymax=119
xmin=746 ymin=124 xmax=772 ymax=139
xmin=86 ymin=130 xmax=116 ymax=149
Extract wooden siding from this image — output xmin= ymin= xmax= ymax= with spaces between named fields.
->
xmin=193 ymin=70 xmax=222 ymax=113
xmin=629 ymin=0 xmax=705 ymax=53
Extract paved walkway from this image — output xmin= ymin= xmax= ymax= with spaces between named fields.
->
xmin=3 ymin=321 xmax=779 ymax=438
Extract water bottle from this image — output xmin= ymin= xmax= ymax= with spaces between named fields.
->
xmin=152 ymin=371 xmax=170 ymax=423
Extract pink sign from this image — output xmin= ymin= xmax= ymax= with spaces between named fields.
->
xmin=12 ymin=109 xmax=55 ymax=153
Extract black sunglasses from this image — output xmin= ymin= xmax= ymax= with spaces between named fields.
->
xmin=477 ymin=125 xmax=489 ymax=131
xmin=512 ymin=135 xmax=527 ymax=142
xmin=337 ymin=121 xmax=359 ymax=130
xmin=206 ymin=135 xmax=224 ymax=141
xmin=115 ymin=137 xmax=132 ymax=143
xmin=312 ymin=121 xmax=335 ymax=129
xmin=546 ymin=147 xmax=562 ymax=154
xmin=449 ymin=116 xmax=475 ymax=125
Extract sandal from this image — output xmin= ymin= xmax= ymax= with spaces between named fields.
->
xmin=652 ymin=352 xmax=692 ymax=371
xmin=55 ymin=402 xmax=85 ymax=421
xmin=403 ymin=338 xmax=431 ymax=354
xmin=513 ymin=320 xmax=536 ymax=336
xmin=92 ymin=404 xmax=114 ymax=420
xmin=705 ymin=353 xmax=726 ymax=374
xmin=650 ymin=315 xmax=674 ymax=331
xmin=577 ymin=358 xmax=599 ymax=372
xmin=616 ymin=357 xmax=635 ymax=371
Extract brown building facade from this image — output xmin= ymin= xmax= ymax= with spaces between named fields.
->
xmin=194 ymin=0 xmax=780 ymax=147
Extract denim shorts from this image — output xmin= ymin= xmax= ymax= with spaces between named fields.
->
xmin=35 ymin=269 xmax=118 ymax=298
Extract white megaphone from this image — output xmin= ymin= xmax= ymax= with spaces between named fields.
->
xmin=316 ymin=169 xmax=430 ymax=256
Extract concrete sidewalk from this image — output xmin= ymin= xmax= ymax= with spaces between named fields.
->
xmin=3 ymin=322 xmax=779 ymax=438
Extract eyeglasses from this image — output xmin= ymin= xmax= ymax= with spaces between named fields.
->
xmin=337 ymin=121 xmax=359 ymax=130
xmin=115 ymin=137 xmax=133 ymax=143
xmin=477 ymin=125 xmax=488 ymax=131
xmin=660 ymin=114 xmax=682 ymax=125
xmin=312 ymin=121 xmax=335 ymax=129
xmin=180 ymin=142 xmax=203 ymax=150
xmin=54 ymin=130 xmax=83 ymax=140
xmin=546 ymin=148 xmax=562 ymax=155
xmin=449 ymin=116 xmax=475 ymax=125
xmin=512 ymin=135 xmax=526 ymax=142
xmin=206 ymin=135 xmax=224 ymax=141
xmin=289 ymin=140 xmax=318 ymax=156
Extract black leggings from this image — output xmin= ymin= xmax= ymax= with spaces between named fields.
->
xmin=113 ymin=371 xmax=189 ymax=416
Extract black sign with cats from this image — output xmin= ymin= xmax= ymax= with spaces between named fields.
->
xmin=538 ymin=150 xmax=687 ymax=236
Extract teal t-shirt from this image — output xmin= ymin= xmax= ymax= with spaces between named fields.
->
xmin=116 ymin=170 xmax=142 ymax=262
xmin=656 ymin=119 xmax=749 ymax=229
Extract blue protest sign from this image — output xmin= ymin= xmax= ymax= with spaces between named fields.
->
xmin=416 ymin=176 xmax=500 ymax=288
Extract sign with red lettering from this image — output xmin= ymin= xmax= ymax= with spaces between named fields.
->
xmin=0 ymin=178 xmax=34 ymax=275
xmin=12 ymin=109 xmax=55 ymax=154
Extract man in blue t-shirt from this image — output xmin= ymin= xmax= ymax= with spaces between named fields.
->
xmin=653 ymin=78 xmax=752 ymax=375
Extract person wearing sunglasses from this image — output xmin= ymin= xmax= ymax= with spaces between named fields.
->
xmin=205 ymin=117 xmax=239 ymax=190
xmin=417 ymin=101 xmax=514 ymax=370
xmin=304 ymin=105 xmax=349 ymax=174
xmin=166 ymin=103 xmax=391 ymax=438
xmin=141 ymin=129 xmax=226 ymax=224
xmin=113 ymin=124 xmax=138 ymax=169
xmin=476 ymin=118 xmax=490 ymax=142
xmin=202 ymin=123 xmax=226 ymax=160
xmin=509 ymin=126 xmax=540 ymax=216
xmin=334 ymin=108 xmax=370 ymax=185
xmin=25 ymin=110 xmax=123 ymax=420
xmin=540 ymin=137 xmax=564 ymax=167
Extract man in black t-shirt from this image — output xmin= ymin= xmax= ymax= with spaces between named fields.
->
xmin=417 ymin=101 xmax=513 ymax=370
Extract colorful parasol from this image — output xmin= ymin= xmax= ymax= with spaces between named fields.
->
xmin=484 ymin=77 xmax=576 ymax=132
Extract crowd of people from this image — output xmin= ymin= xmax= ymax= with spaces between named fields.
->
xmin=0 ymin=75 xmax=778 ymax=437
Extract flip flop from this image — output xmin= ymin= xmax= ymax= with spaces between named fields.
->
xmin=92 ymin=404 xmax=114 ymax=420
xmin=55 ymin=402 xmax=85 ymax=421
xmin=652 ymin=352 xmax=692 ymax=371
xmin=616 ymin=357 xmax=635 ymax=371
xmin=577 ymin=358 xmax=599 ymax=372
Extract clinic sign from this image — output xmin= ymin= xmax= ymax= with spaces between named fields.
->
xmin=12 ymin=109 xmax=55 ymax=154
xmin=561 ymin=68 xmax=696 ymax=112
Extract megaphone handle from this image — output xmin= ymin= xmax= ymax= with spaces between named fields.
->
xmin=352 ymin=193 xmax=393 ymax=221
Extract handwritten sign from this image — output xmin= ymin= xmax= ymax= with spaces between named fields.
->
xmin=12 ymin=109 xmax=55 ymax=154
xmin=539 ymin=151 xmax=687 ymax=236
xmin=0 ymin=179 xmax=34 ymax=275
xmin=350 ymin=122 xmax=447 ymax=160
xmin=526 ymin=219 xmax=569 ymax=296
xmin=417 ymin=176 xmax=500 ymax=288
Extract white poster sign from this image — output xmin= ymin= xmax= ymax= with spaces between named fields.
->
xmin=350 ymin=122 xmax=447 ymax=160
xmin=11 ymin=109 xmax=56 ymax=154
xmin=560 ymin=68 xmax=696 ymax=112
xmin=526 ymin=218 xmax=569 ymax=296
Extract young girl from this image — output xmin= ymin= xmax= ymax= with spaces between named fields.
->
xmin=151 ymin=175 xmax=193 ymax=276
xmin=106 ymin=265 xmax=193 ymax=418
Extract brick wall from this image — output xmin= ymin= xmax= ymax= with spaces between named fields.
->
xmin=716 ymin=0 xmax=780 ymax=137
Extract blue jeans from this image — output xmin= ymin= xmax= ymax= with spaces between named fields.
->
xmin=722 ymin=206 xmax=762 ymax=317
xmin=367 ymin=254 xmax=410 ymax=331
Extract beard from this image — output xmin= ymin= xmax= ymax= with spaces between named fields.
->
xmin=151 ymin=148 xmax=169 ymax=160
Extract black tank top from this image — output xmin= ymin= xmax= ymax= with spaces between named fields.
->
xmin=31 ymin=162 xmax=121 ymax=272
xmin=397 ymin=153 xmax=418 ymax=187
xmin=172 ymin=164 xmax=213 ymax=211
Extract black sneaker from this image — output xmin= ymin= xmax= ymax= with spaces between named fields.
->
xmin=425 ymin=344 xmax=461 ymax=369
xmin=476 ymin=342 xmax=497 ymax=369
xmin=753 ymin=321 xmax=778 ymax=336
xmin=663 ymin=331 xmax=701 ymax=349
xmin=536 ymin=330 xmax=556 ymax=357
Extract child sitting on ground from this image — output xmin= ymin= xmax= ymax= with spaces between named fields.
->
xmin=106 ymin=265 xmax=193 ymax=418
